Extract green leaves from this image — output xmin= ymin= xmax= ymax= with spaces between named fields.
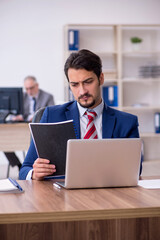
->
xmin=130 ymin=37 xmax=143 ymax=43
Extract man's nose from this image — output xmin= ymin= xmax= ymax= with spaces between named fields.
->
xmin=79 ymin=84 xmax=87 ymax=95
xmin=27 ymin=89 xmax=33 ymax=96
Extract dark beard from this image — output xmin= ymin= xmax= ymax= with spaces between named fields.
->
xmin=78 ymin=93 xmax=96 ymax=108
xmin=78 ymin=99 xmax=96 ymax=109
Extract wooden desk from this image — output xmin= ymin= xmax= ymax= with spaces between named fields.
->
xmin=0 ymin=180 xmax=160 ymax=240
xmin=0 ymin=123 xmax=30 ymax=151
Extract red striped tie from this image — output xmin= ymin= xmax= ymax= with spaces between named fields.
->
xmin=84 ymin=111 xmax=98 ymax=139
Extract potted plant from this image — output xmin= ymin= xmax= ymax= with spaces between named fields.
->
xmin=130 ymin=36 xmax=143 ymax=51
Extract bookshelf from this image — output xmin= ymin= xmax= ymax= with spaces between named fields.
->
xmin=64 ymin=24 xmax=160 ymax=176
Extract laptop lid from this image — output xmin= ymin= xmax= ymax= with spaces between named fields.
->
xmin=57 ymin=138 xmax=142 ymax=189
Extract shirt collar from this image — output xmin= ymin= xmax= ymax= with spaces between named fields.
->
xmin=77 ymin=100 xmax=104 ymax=118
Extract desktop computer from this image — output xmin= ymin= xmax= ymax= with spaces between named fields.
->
xmin=0 ymin=87 xmax=23 ymax=123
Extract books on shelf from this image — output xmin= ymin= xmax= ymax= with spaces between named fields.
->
xmin=68 ymin=29 xmax=79 ymax=51
xmin=154 ymin=112 xmax=160 ymax=133
xmin=103 ymin=85 xmax=118 ymax=107
xmin=29 ymin=120 xmax=77 ymax=176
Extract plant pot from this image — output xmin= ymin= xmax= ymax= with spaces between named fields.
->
xmin=132 ymin=43 xmax=141 ymax=52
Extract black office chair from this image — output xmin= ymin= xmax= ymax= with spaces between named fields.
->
xmin=29 ymin=107 xmax=46 ymax=144
xmin=32 ymin=107 xmax=46 ymax=123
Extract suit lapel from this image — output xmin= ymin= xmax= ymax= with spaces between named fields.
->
xmin=65 ymin=102 xmax=80 ymax=139
xmin=102 ymin=104 xmax=116 ymax=138
xmin=23 ymin=94 xmax=30 ymax=116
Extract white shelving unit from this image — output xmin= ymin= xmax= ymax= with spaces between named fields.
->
xmin=64 ymin=24 xmax=160 ymax=176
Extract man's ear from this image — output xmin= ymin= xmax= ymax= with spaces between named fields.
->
xmin=99 ymin=73 xmax=104 ymax=86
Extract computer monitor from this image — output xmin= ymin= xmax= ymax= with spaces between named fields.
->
xmin=0 ymin=87 xmax=23 ymax=123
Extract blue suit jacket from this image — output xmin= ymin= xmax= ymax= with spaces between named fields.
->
xmin=19 ymin=101 xmax=141 ymax=180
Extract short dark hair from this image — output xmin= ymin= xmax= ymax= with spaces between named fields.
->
xmin=64 ymin=49 xmax=102 ymax=81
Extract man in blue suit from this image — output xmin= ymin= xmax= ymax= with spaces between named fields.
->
xmin=19 ymin=49 xmax=141 ymax=180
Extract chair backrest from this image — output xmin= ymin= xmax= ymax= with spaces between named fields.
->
xmin=32 ymin=107 xmax=46 ymax=123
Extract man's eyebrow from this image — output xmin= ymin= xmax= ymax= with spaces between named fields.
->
xmin=83 ymin=77 xmax=94 ymax=81
xmin=69 ymin=77 xmax=93 ymax=84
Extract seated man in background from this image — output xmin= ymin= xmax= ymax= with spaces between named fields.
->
xmin=4 ymin=75 xmax=55 ymax=170
xmin=12 ymin=75 xmax=55 ymax=122
xmin=19 ymin=49 xmax=141 ymax=180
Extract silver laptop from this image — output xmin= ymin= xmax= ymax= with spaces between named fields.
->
xmin=56 ymin=138 xmax=142 ymax=189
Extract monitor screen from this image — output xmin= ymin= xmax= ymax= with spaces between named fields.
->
xmin=0 ymin=87 xmax=23 ymax=115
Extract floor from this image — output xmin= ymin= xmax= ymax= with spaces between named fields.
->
xmin=0 ymin=151 xmax=23 ymax=180
xmin=0 ymin=164 xmax=19 ymax=180
xmin=141 ymin=160 xmax=160 ymax=177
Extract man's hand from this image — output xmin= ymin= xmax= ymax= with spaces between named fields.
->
xmin=32 ymin=158 xmax=56 ymax=180
xmin=12 ymin=114 xmax=24 ymax=121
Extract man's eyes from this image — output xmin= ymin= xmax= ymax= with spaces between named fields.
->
xmin=70 ymin=80 xmax=93 ymax=87
xmin=70 ymin=83 xmax=79 ymax=87
xmin=85 ymin=79 xmax=93 ymax=84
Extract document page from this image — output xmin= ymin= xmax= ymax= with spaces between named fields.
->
xmin=138 ymin=179 xmax=160 ymax=189
xmin=0 ymin=179 xmax=17 ymax=192
xmin=0 ymin=178 xmax=24 ymax=193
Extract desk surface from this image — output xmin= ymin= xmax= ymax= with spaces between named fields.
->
xmin=0 ymin=123 xmax=30 ymax=151
xmin=0 ymin=179 xmax=160 ymax=224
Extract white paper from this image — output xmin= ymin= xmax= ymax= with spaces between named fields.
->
xmin=138 ymin=179 xmax=160 ymax=189
xmin=0 ymin=179 xmax=17 ymax=191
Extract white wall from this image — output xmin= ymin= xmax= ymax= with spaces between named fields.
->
xmin=0 ymin=0 xmax=160 ymax=103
